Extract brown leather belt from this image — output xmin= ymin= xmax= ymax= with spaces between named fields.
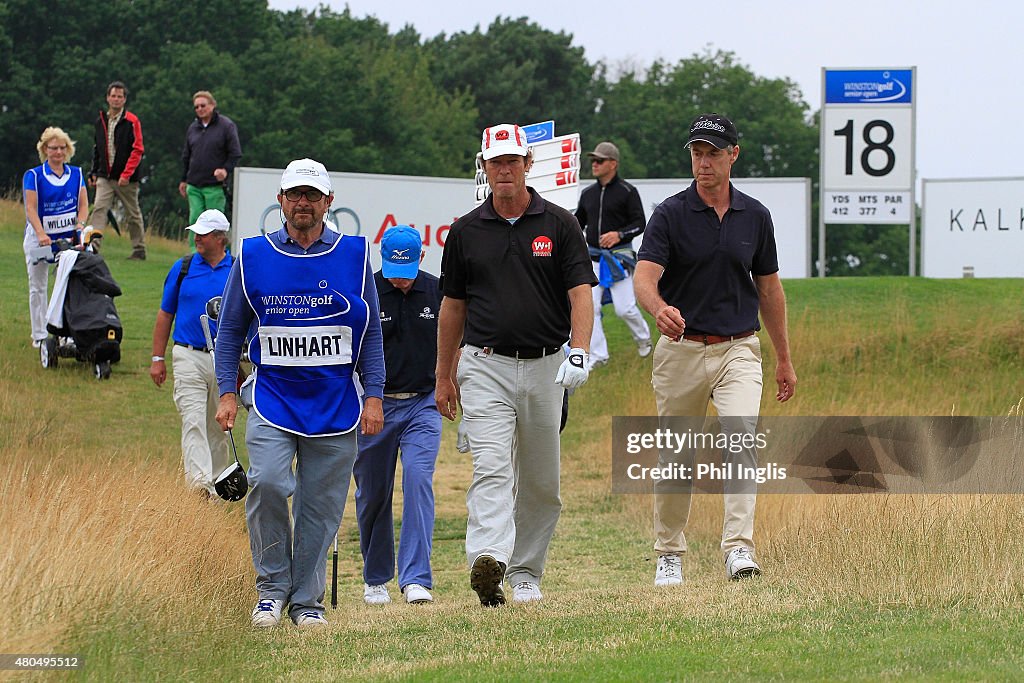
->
xmin=682 ymin=330 xmax=755 ymax=345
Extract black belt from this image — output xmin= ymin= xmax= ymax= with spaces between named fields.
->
xmin=487 ymin=345 xmax=562 ymax=360
xmin=174 ymin=342 xmax=209 ymax=353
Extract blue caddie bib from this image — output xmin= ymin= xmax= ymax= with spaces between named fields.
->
xmin=240 ymin=233 xmax=370 ymax=436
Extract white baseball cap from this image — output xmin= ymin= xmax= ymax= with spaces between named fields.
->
xmin=481 ymin=124 xmax=529 ymax=160
xmin=187 ymin=209 xmax=230 ymax=235
xmin=280 ymin=158 xmax=332 ymax=194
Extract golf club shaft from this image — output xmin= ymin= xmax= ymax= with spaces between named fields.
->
xmin=199 ymin=314 xmax=215 ymax=355
xmin=226 ymin=428 xmax=242 ymax=467
xmin=331 ymin=535 xmax=339 ymax=608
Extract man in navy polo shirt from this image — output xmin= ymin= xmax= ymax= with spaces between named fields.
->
xmin=150 ymin=209 xmax=233 ymax=495
xmin=634 ymin=113 xmax=797 ymax=586
xmin=436 ymin=123 xmax=596 ymax=606
xmin=354 ymin=225 xmax=442 ymax=607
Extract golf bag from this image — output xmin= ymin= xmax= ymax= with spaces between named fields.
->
xmin=42 ymin=246 xmax=123 ymax=379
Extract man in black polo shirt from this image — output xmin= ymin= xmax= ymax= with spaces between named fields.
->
xmin=575 ymin=140 xmax=652 ymax=368
xmin=634 ymin=113 xmax=797 ymax=586
xmin=436 ymin=123 xmax=596 ymax=606
xmin=354 ymin=225 xmax=442 ymax=607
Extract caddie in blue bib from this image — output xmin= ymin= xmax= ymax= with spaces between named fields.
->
xmin=240 ymin=233 xmax=370 ymax=436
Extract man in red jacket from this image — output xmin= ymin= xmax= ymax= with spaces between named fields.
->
xmin=89 ymin=80 xmax=147 ymax=260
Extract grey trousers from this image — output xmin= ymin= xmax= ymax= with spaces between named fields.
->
xmin=243 ymin=386 xmax=356 ymax=619
xmin=458 ymin=345 xmax=563 ymax=586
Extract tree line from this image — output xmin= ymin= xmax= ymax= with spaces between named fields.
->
xmin=0 ymin=1 xmax=905 ymax=275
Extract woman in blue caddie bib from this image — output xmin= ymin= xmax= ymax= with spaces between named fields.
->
xmin=22 ymin=127 xmax=90 ymax=347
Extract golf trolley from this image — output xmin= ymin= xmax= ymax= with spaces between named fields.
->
xmin=37 ymin=230 xmax=123 ymax=380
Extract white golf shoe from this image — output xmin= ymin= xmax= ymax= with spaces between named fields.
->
xmin=725 ymin=547 xmax=762 ymax=580
xmin=250 ymin=598 xmax=284 ymax=628
xmin=403 ymin=584 xmax=433 ymax=604
xmin=654 ymin=554 xmax=683 ymax=587
xmin=637 ymin=339 xmax=653 ymax=358
xmin=511 ymin=581 xmax=543 ymax=604
xmin=294 ymin=611 xmax=329 ymax=627
xmin=364 ymin=583 xmax=392 ymax=605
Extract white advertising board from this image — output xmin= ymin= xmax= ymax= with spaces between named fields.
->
xmin=234 ymin=168 xmax=810 ymax=279
xmin=921 ymin=177 xmax=1024 ymax=278
xmin=617 ymin=178 xmax=811 ymax=279
xmin=232 ymin=167 xmax=473 ymax=276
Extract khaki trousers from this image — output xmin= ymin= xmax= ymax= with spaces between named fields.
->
xmin=651 ymin=334 xmax=763 ymax=558
xmin=90 ymin=178 xmax=146 ymax=252
xmin=171 ymin=345 xmax=229 ymax=492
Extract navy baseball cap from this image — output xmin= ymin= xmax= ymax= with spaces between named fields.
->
xmin=685 ymin=113 xmax=739 ymax=149
xmin=380 ymin=225 xmax=422 ymax=279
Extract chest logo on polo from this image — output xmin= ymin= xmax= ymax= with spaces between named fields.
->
xmin=419 ymin=307 xmax=435 ymax=319
xmin=532 ymin=236 xmax=553 ymax=257
xmin=259 ymin=325 xmax=353 ymax=366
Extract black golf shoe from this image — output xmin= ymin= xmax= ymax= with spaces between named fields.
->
xmin=470 ymin=554 xmax=506 ymax=607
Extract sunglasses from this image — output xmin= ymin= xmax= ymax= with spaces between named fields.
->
xmin=282 ymin=188 xmax=325 ymax=202
xmin=592 ymin=158 xmax=611 ymax=165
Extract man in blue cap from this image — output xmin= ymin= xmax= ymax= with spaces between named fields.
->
xmin=354 ymin=225 xmax=442 ymax=606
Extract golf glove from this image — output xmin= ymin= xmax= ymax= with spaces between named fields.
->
xmin=456 ymin=420 xmax=471 ymax=453
xmin=555 ymin=347 xmax=589 ymax=389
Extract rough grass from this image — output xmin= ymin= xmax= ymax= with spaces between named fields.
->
xmin=0 ymin=198 xmax=1022 ymax=680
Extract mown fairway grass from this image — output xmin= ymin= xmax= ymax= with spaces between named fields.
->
xmin=0 ymin=198 xmax=1022 ymax=681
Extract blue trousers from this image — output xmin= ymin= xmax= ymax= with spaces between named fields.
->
xmin=354 ymin=392 xmax=440 ymax=589
xmin=244 ymin=400 xmax=356 ymax=620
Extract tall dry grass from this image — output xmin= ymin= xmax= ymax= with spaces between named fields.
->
xmin=0 ymin=448 xmax=250 ymax=655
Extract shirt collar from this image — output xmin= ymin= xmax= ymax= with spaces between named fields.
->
xmin=478 ymin=187 xmax=545 ymax=221
xmin=274 ymin=223 xmax=338 ymax=246
xmin=684 ymin=180 xmax=747 ymax=212
xmin=377 ymin=271 xmax=426 ymax=294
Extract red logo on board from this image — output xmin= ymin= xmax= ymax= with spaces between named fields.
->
xmin=532 ymin=236 xmax=553 ymax=257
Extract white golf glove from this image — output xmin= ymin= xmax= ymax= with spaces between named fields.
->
xmin=555 ymin=347 xmax=590 ymax=389
xmin=456 ymin=420 xmax=471 ymax=453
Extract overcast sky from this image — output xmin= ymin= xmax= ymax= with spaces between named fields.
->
xmin=268 ymin=0 xmax=1022 ymax=183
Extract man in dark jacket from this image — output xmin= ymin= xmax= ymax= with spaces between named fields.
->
xmin=575 ymin=141 xmax=652 ymax=368
xmin=178 ymin=90 xmax=242 ymax=228
xmin=89 ymin=80 xmax=147 ymax=260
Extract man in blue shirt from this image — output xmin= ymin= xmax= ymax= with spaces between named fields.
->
xmin=150 ymin=209 xmax=233 ymax=495
xmin=355 ymin=225 xmax=442 ymax=606
xmin=214 ymin=158 xmax=385 ymax=628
